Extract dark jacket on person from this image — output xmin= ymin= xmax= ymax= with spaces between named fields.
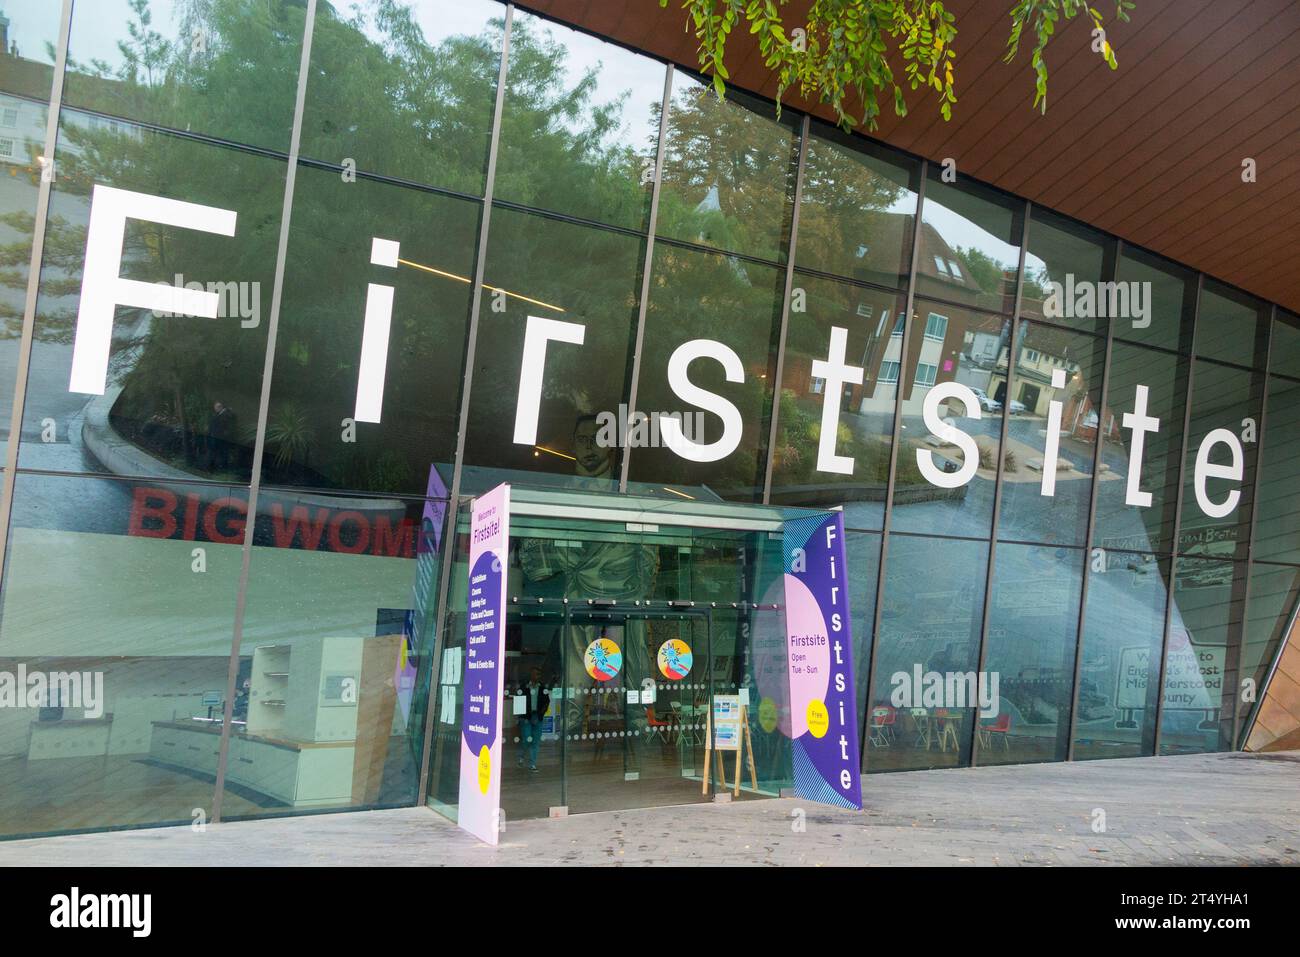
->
xmin=515 ymin=683 xmax=550 ymax=721
xmin=209 ymin=407 xmax=235 ymax=441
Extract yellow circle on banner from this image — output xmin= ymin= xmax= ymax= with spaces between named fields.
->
xmin=806 ymin=699 xmax=830 ymax=738
xmin=477 ymin=745 xmax=491 ymax=794
xmin=758 ymin=697 xmax=778 ymax=733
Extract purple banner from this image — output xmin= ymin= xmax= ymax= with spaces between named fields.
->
xmin=458 ymin=483 xmax=510 ymax=844
xmin=783 ymin=511 xmax=862 ymax=810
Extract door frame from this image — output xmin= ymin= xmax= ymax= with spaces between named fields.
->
xmin=513 ymin=597 xmax=715 ymax=809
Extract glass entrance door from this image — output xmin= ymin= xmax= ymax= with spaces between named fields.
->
xmin=558 ymin=604 xmax=714 ymax=814
xmin=495 ymin=602 xmax=716 ymax=819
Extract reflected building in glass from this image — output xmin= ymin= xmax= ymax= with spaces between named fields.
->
xmin=0 ymin=0 xmax=1297 ymax=839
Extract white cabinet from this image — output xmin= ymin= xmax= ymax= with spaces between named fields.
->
xmin=226 ymin=736 xmax=312 ymax=805
xmin=151 ymin=723 xmax=355 ymax=808
xmin=149 ymin=635 xmax=377 ymax=807
xmin=147 ymin=724 xmax=220 ymax=776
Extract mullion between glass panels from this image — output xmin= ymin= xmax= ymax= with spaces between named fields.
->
xmin=760 ymin=114 xmax=810 ymax=505
xmin=788 ymin=264 xmax=909 ymax=298
xmin=1064 ymin=238 xmax=1122 ymax=761
xmin=211 ymin=0 xmax=321 ymax=824
xmin=860 ymin=159 xmax=928 ymax=774
xmin=1152 ymin=272 xmax=1204 ymax=756
xmin=0 ymin=0 xmax=73 ymax=590
xmin=415 ymin=3 xmax=516 ymax=807
xmin=1235 ymin=303 xmax=1277 ymax=749
xmin=969 ymin=200 xmax=1031 ymax=768
xmin=617 ymin=63 xmax=674 ymax=493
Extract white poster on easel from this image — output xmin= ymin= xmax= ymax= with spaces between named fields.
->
xmin=711 ymin=694 xmax=742 ymax=751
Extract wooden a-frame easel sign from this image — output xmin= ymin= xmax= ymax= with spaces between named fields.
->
xmin=702 ymin=700 xmax=758 ymax=798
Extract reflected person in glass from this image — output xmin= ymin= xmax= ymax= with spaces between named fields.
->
xmin=515 ymin=667 xmax=550 ymax=772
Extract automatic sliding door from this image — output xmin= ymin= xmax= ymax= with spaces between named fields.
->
xmin=560 ymin=609 xmax=712 ymax=814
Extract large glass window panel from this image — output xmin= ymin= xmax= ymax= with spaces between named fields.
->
xmin=0 ymin=472 xmax=246 ymax=837
xmin=218 ymin=488 xmax=435 ymax=820
xmin=980 ymin=544 xmax=1083 ymax=765
xmin=461 ymin=207 xmax=644 ymax=493
xmin=1160 ymin=557 xmax=1247 ymax=756
xmin=493 ymin=9 xmax=664 ymax=230
xmin=1195 ymin=281 xmax=1268 ymax=370
xmin=1113 ymin=245 xmax=1195 ymax=353
xmin=299 ymin=0 xmax=502 ymax=197
xmin=626 ymin=242 xmax=783 ymax=502
xmin=1091 ymin=342 xmax=1189 ymax=556
xmin=888 ymin=301 xmax=1009 ymax=538
xmin=1240 ymin=562 xmax=1300 ymax=747
xmin=1252 ymin=357 xmax=1300 ymax=565
xmin=865 ymin=534 xmax=986 ymax=771
xmin=915 ymin=172 xmax=1022 ymax=314
xmin=655 ymin=76 xmax=798 ymax=264
xmin=1071 ymin=550 xmax=1170 ymax=759
xmin=996 ymin=322 xmax=1106 ymax=546
xmin=62 ymin=0 xmax=306 ymax=152
xmin=0 ymin=0 xmax=60 ymax=464
xmin=794 ymin=124 xmax=918 ymax=288
xmin=1176 ymin=360 xmax=1263 ymax=563
xmin=262 ymin=165 xmax=477 ymax=496
xmin=769 ymin=273 xmax=905 ymax=528
xmin=18 ymin=115 xmax=284 ymax=482
xmin=1019 ymin=208 xmax=1113 ymax=334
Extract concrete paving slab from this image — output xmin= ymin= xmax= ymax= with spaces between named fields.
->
xmin=0 ymin=750 xmax=1295 ymax=866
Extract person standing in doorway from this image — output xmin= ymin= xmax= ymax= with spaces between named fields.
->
xmin=516 ymin=666 xmax=550 ymax=772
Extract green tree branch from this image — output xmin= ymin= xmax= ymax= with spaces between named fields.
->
xmin=658 ymin=0 xmax=1134 ymax=130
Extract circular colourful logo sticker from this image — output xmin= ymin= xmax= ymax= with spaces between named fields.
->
xmin=584 ymin=637 xmax=623 ymax=682
xmin=656 ymin=638 xmax=693 ymax=680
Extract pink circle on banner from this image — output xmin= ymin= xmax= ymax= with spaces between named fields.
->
xmin=783 ymin=573 xmax=830 ymax=739
xmin=752 ymin=578 xmax=792 ymax=735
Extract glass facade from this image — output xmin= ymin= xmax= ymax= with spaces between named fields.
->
xmin=1 ymin=0 xmax=1298 ymax=838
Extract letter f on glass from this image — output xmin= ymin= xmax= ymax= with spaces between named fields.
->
xmin=69 ymin=185 xmax=237 ymax=395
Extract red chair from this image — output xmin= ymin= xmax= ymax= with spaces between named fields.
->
xmin=979 ymin=713 xmax=1011 ymax=750
xmin=646 ymin=705 xmax=678 ymax=744
xmin=869 ymin=705 xmax=896 ymax=747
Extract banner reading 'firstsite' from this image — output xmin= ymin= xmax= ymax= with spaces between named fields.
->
xmin=458 ymin=483 xmax=510 ymax=844
xmin=782 ymin=511 xmax=863 ymax=810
